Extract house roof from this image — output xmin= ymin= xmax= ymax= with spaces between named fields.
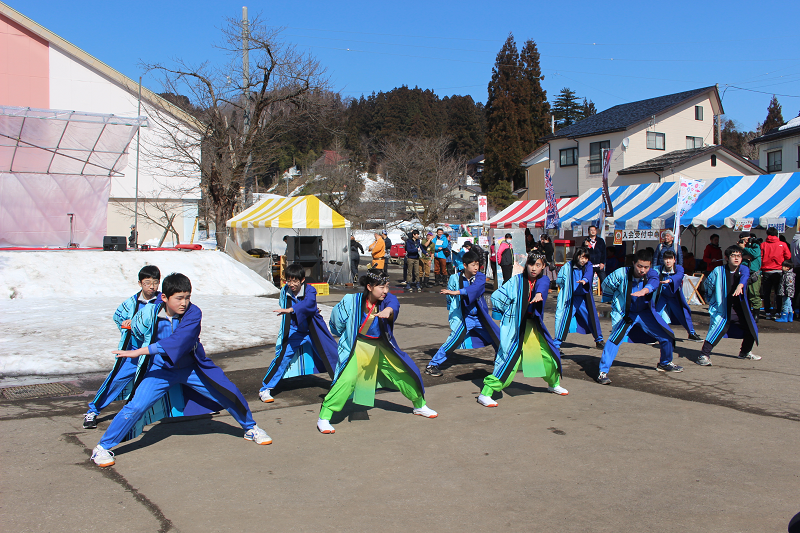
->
xmin=467 ymin=154 xmax=485 ymax=165
xmin=522 ymin=143 xmax=549 ymax=166
xmin=540 ymin=86 xmax=720 ymax=141
xmin=0 ymin=2 xmax=203 ymax=131
xmin=617 ymin=146 xmax=763 ymax=175
xmin=748 ymin=116 xmax=800 ymax=145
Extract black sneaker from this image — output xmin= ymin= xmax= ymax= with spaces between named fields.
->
xmin=595 ymin=341 xmax=605 ymax=349
xmin=656 ymin=362 xmax=684 ymax=372
xmin=688 ymin=333 xmax=702 ymax=342
xmin=425 ymin=365 xmax=443 ymax=377
xmin=596 ymin=372 xmax=611 ymax=385
xmin=695 ymin=355 xmax=712 ymax=366
xmin=83 ymin=412 xmax=97 ymax=429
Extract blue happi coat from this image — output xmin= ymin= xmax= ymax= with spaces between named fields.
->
xmin=554 ymin=260 xmax=602 ymax=342
xmin=490 ymin=273 xmax=561 ymax=382
xmin=123 ymin=301 xmax=249 ymax=442
xmin=262 ymin=283 xmax=339 ymax=385
xmin=602 ymin=267 xmax=675 ymax=345
xmin=653 ymin=265 xmax=694 ymax=332
xmin=92 ymin=291 xmax=161 ymax=407
xmin=328 ymin=292 xmax=424 ymax=394
xmin=704 ymin=264 xmax=759 ymax=346
xmin=442 ymin=271 xmax=500 ymax=352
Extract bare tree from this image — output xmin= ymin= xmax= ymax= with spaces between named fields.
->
xmin=381 ymin=136 xmax=466 ymax=227
xmin=304 ymin=137 xmax=365 ymax=218
xmin=114 ymin=195 xmax=187 ymax=246
xmin=141 ymin=15 xmax=332 ymax=250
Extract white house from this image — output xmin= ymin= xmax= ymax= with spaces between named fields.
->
xmin=0 ymin=3 xmax=202 ymax=245
xmin=538 ymin=86 xmax=763 ymax=197
xmin=748 ymin=116 xmax=800 ymax=174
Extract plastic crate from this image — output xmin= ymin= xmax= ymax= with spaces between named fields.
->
xmin=309 ymin=282 xmax=329 ymax=296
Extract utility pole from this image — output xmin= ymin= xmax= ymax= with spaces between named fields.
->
xmin=715 ymin=83 xmax=722 ymax=145
xmin=133 ymin=76 xmax=142 ymax=249
xmin=241 ymin=6 xmax=254 ymax=206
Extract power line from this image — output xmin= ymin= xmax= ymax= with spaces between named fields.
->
xmin=725 ymin=85 xmax=800 ymax=98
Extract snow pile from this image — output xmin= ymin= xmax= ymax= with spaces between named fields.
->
xmin=362 ymin=174 xmax=392 ymax=201
xmin=0 ymin=295 xmax=333 ymax=376
xmin=0 ymin=250 xmax=278 ymax=300
xmin=778 ymin=116 xmax=800 ymax=131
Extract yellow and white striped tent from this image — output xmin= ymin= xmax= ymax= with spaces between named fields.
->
xmin=227 ymin=195 xmax=350 ymax=229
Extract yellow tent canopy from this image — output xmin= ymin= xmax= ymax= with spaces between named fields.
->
xmin=226 ymin=195 xmax=349 ymax=229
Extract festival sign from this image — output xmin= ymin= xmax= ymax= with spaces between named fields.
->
xmin=613 ymin=229 xmax=623 ymax=245
xmin=618 ymin=229 xmax=662 ymax=241
xmin=733 ymin=218 xmax=753 ymax=232
xmin=766 ymin=217 xmax=786 ymax=233
xmin=477 ymin=195 xmax=488 ymax=222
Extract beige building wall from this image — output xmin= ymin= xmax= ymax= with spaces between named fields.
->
xmin=521 ymin=160 xmax=548 ymax=200
xmin=755 ymin=133 xmax=800 ymax=173
xmin=614 ymin=152 xmax=761 ymax=186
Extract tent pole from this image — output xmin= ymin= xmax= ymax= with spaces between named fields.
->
xmin=134 ymin=76 xmax=142 ymax=249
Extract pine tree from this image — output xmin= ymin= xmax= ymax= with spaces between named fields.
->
xmin=552 ymin=88 xmax=582 ymax=127
xmin=579 ymin=98 xmax=597 ymax=120
xmin=762 ymin=95 xmax=784 ymax=133
xmin=518 ymin=39 xmax=550 ymax=163
xmin=484 ymin=33 xmax=523 ymax=198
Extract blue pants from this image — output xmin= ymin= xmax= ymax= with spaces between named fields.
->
xmin=599 ymin=313 xmax=673 ymax=373
xmin=98 ymin=360 xmax=255 ymax=449
xmin=260 ymin=331 xmax=314 ymax=391
xmin=656 ymin=296 xmax=696 ymax=335
xmin=554 ymin=300 xmax=604 ymax=348
xmin=87 ymin=357 xmax=138 ymax=415
xmin=430 ymin=315 xmax=492 ymax=367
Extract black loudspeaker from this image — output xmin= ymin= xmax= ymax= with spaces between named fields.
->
xmin=286 ymin=236 xmax=323 ymax=282
xmin=103 ymin=236 xmax=128 ymax=251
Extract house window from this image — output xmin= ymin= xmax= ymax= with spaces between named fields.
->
xmin=767 ymin=150 xmax=782 ymax=173
xmin=695 ymin=106 xmax=703 ymax=121
xmin=560 ymin=148 xmax=577 ymax=167
xmin=589 ymin=141 xmax=610 ymax=174
xmin=711 ymin=155 xmax=717 ymax=167
xmin=686 ymin=136 xmax=703 ymax=149
xmin=647 ymin=132 xmax=665 ymax=150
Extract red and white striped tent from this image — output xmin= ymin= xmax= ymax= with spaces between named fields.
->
xmin=487 ymin=198 xmax=579 ymax=229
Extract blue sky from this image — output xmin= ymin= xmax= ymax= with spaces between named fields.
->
xmin=11 ymin=0 xmax=800 ymax=131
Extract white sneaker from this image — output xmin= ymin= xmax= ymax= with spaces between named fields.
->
xmin=738 ymin=352 xmax=762 ymax=360
xmin=412 ymin=405 xmax=438 ymax=418
xmin=258 ymin=389 xmax=274 ymax=403
xmin=317 ymin=418 xmax=335 ymax=434
xmin=477 ymin=394 xmax=498 ymax=407
xmin=244 ymin=425 xmax=272 ymax=445
xmin=91 ymin=445 xmax=115 ymax=467
xmin=548 ymin=385 xmax=569 ymax=395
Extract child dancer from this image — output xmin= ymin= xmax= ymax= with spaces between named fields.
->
xmin=425 ymin=252 xmax=500 ymax=377
xmin=91 ymin=273 xmax=270 ymax=468
xmin=597 ymin=249 xmax=681 ymax=385
xmin=317 ymin=269 xmax=437 ymax=434
xmin=775 ymin=261 xmax=796 ymax=322
xmin=259 ymin=264 xmax=339 ymax=403
xmin=83 ymin=265 xmax=161 ymax=429
xmin=553 ymin=246 xmax=605 ymax=351
xmin=696 ymin=246 xmax=760 ymax=365
xmin=477 ymin=253 xmax=567 ymax=408
xmin=653 ymin=250 xmax=702 ymax=340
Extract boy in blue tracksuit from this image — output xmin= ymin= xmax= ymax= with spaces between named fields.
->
xmin=91 ymin=273 xmax=271 ymax=468
xmin=653 ymin=250 xmax=702 ymax=341
xmin=425 ymin=252 xmax=500 ymax=377
xmin=83 ymin=265 xmax=161 ymax=429
xmin=597 ymin=249 xmax=681 ymax=385
xmin=553 ymin=246 xmax=605 ymax=350
xmin=258 ymin=263 xmax=339 ymax=403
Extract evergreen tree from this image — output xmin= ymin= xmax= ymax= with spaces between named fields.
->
xmin=552 ymin=88 xmax=582 ymax=127
xmin=762 ymin=95 xmax=784 ymax=133
xmin=518 ymin=39 xmax=550 ymax=163
xmin=484 ymin=33 xmax=523 ymax=199
xmin=579 ymin=98 xmax=597 ymax=120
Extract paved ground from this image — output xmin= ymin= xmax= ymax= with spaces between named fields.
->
xmin=2 ymin=265 xmax=799 ymax=532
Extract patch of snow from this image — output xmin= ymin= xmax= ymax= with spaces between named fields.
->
xmin=0 ymin=295 xmax=333 ymax=376
xmin=778 ymin=116 xmax=800 ymax=131
xmin=0 ymin=250 xmax=278 ymax=300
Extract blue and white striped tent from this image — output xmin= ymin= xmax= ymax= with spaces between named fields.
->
xmin=682 ymin=173 xmax=800 ymax=228
xmin=557 ymin=181 xmax=680 ymax=230
xmin=557 ymin=173 xmax=800 ymax=230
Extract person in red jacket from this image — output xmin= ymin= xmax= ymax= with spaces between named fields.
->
xmin=761 ymin=227 xmax=792 ymax=318
xmin=702 ymin=234 xmax=724 ymax=272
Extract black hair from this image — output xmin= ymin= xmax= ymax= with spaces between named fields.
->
xmin=283 ymin=235 xmax=288 ymax=241
xmin=462 ymin=241 xmax=473 ymax=248
xmin=359 ymin=268 xmax=389 ymax=289
xmin=724 ymin=245 xmax=743 ymax=258
xmin=681 ymin=246 xmax=688 ymax=253
xmin=138 ymin=265 xmax=161 ymax=282
xmin=162 ymin=273 xmax=191 ymax=297
xmin=540 ymin=234 xmax=551 ymax=242
xmin=662 ymin=250 xmax=676 ymax=259
xmin=710 ymin=233 xmax=720 ymax=240
xmin=749 ymin=232 xmax=758 ymax=239
xmin=526 ymin=252 xmax=546 ymax=266
xmin=461 ymin=251 xmax=479 ymax=266
xmin=436 ymin=227 xmax=444 ymax=233
xmin=634 ymin=249 xmax=653 ymax=264
xmin=782 ymin=260 xmax=793 ymax=269
xmin=504 ymin=233 xmax=512 ymax=239
xmin=573 ymin=246 xmax=590 ymax=261
xmin=285 ymin=263 xmax=306 ymax=281
xmin=588 ymin=225 xmax=597 ymax=231
xmin=766 ymin=227 xmax=778 ymax=237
